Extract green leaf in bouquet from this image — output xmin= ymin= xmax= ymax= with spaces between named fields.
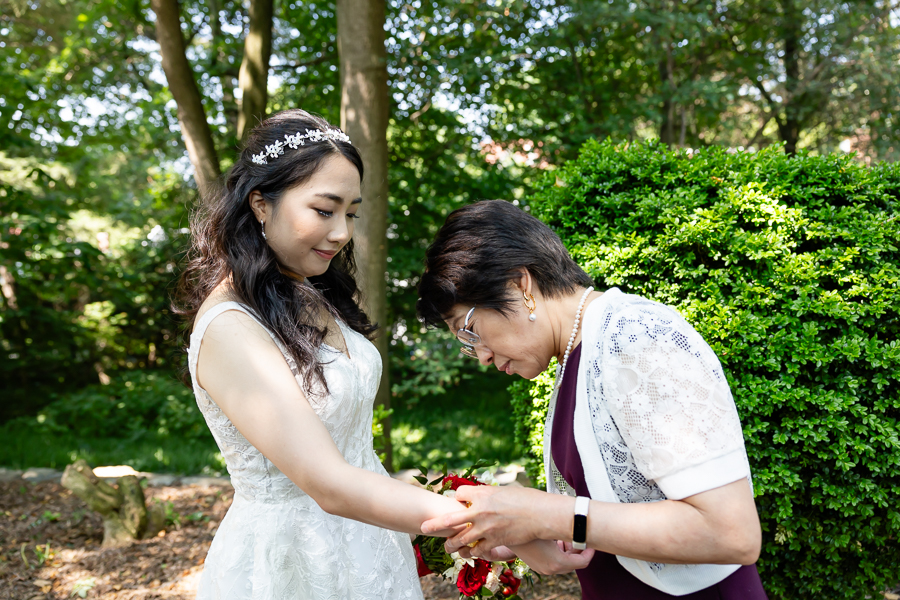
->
xmin=413 ymin=475 xmax=428 ymax=485
xmin=462 ymin=458 xmax=496 ymax=479
xmin=428 ymin=473 xmax=446 ymax=486
xmin=416 ymin=465 xmax=429 ymax=476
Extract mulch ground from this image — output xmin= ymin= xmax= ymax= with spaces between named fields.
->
xmin=0 ymin=480 xmax=580 ymax=600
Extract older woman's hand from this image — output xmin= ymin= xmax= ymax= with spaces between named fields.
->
xmin=421 ymin=485 xmax=562 ymax=553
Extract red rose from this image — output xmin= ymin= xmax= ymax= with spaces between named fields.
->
xmin=456 ymin=559 xmax=491 ymax=596
xmin=444 ymin=474 xmax=484 ymax=491
xmin=413 ymin=544 xmax=432 ymax=577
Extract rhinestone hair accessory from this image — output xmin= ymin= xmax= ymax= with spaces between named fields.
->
xmin=251 ymin=128 xmax=351 ymax=165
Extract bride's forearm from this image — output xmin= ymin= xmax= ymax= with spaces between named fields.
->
xmin=312 ymin=463 xmax=465 ymax=536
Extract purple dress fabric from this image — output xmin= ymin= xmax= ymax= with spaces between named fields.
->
xmin=550 ymin=343 xmax=768 ymax=600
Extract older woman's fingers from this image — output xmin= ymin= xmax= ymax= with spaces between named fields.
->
xmin=443 ymin=524 xmax=497 ymax=554
xmin=420 ymin=508 xmax=473 ymax=534
xmin=452 ymin=484 xmax=497 ymax=504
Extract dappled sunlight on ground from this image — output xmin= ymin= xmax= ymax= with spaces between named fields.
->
xmin=0 ymin=480 xmax=579 ymax=600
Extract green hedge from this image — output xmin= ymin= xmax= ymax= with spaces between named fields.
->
xmin=509 ymin=140 xmax=900 ymax=599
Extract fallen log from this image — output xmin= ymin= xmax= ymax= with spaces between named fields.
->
xmin=61 ymin=459 xmax=165 ymax=547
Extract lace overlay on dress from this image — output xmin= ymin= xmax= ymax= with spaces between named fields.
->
xmin=188 ymin=301 xmax=423 ymax=600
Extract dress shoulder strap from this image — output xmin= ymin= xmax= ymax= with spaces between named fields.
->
xmin=191 ymin=301 xmax=256 ymax=343
xmin=188 ymin=301 xmax=291 ymax=391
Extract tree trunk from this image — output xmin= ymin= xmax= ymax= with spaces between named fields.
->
xmin=61 ymin=460 xmax=164 ymax=548
xmin=237 ymin=0 xmax=274 ymax=141
xmin=337 ymin=0 xmax=392 ymax=470
xmin=151 ymin=0 xmax=220 ymax=194
xmin=658 ymin=49 xmax=676 ymax=146
xmin=778 ymin=0 xmax=802 ymax=154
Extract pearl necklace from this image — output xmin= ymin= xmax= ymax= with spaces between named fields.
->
xmin=554 ymin=286 xmax=594 ymax=389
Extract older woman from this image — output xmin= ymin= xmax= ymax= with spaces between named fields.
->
xmin=416 ymin=200 xmax=767 ymax=599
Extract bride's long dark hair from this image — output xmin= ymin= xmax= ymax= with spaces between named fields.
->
xmin=175 ymin=109 xmax=376 ymax=392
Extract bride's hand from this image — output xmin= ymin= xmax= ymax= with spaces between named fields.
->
xmin=454 ymin=544 xmax=517 ymax=562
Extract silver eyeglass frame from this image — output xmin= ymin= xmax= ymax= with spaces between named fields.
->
xmin=456 ymin=306 xmax=480 ymax=358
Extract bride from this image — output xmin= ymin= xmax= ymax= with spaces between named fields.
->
xmin=176 ymin=110 xmax=591 ymax=600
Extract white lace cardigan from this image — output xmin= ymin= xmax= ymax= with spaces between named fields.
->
xmin=543 ymin=288 xmax=752 ymax=595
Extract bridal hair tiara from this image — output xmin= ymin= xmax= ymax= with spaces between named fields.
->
xmin=251 ymin=128 xmax=352 ymax=165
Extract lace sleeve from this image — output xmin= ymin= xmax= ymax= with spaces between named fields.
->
xmin=600 ymin=301 xmax=750 ymax=500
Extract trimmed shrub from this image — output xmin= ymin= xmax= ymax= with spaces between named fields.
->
xmin=509 ymin=139 xmax=900 ymax=599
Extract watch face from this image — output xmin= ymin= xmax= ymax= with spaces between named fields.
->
xmin=573 ymin=513 xmax=588 ymax=546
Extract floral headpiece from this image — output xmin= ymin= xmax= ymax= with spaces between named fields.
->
xmin=251 ymin=128 xmax=352 ymax=165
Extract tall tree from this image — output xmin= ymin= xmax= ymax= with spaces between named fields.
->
xmin=720 ymin=0 xmax=900 ymax=155
xmin=151 ymin=0 xmax=221 ymax=193
xmin=237 ymin=0 xmax=274 ymax=140
xmin=336 ymin=0 xmax=392 ymax=468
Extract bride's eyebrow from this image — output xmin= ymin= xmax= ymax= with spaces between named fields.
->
xmin=315 ymin=192 xmax=363 ymax=205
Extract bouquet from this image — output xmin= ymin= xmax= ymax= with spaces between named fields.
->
xmin=412 ymin=464 xmax=533 ymax=599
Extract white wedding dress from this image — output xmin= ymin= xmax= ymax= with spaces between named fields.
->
xmin=188 ymin=302 xmax=423 ymax=600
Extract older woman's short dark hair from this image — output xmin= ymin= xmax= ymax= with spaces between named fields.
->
xmin=417 ymin=200 xmax=594 ymax=327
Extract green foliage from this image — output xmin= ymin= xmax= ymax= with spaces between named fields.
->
xmin=508 ymin=358 xmax=555 ymax=488
xmin=0 ymin=370 xmax=223 ymax=475
xmin=509 ymin=139 xmax=900 ymax=599
xmin=392 ymin=372 xmax=521 ymax=471
xmin=0 ymin=152 xmax=189 ymax=422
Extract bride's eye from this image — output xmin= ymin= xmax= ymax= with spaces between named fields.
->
xmin=316 ymin=209 xmax=333 ymax=217
xmin=347 ymin=213 xmax=360 ymax=219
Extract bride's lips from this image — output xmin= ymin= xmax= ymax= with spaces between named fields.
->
xmin=500 ymin=360 xmax=512 ymax=375
xmin=313 ymin=248 xmax=337 ymax=260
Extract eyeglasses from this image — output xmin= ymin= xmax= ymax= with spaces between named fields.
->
xmin=456 ymin=306 xmax=481 ymax=358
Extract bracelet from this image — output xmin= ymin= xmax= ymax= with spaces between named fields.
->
xmin=573 ymin=496 xmax=590 ymax=550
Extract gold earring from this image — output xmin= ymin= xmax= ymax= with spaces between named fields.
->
xmin=523 ymin=292 xmax=537 ymax=322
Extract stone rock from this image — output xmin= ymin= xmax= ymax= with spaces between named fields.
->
xmin=0 ymin=467 xmax=23 ymax=482
xmin=21 ymin=468 xmax=62 ymax=484
xmin=143 ymin=474 xmax=180 ymax=487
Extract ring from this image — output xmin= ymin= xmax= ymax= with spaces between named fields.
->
xmin=467 ymin=539 xmax=480 ymax=548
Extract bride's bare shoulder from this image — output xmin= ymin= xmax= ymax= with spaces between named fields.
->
xmin=193 ymin=283 xmax=243 ymax=333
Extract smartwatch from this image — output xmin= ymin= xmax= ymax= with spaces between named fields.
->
xmin=573 ymin=496 xmax=590 ymax=550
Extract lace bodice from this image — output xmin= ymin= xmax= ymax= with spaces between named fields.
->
xmin=187 ymin=302 xmax=422 ymax=600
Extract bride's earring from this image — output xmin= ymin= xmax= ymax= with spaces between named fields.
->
xmin=260 ymin=220 xmax=267 ymax=240
xmin=524 ymin=291 xmax=537 ymax=322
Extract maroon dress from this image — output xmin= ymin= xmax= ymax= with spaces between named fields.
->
xmin=550 ymin=343 xmax=768 ymax=600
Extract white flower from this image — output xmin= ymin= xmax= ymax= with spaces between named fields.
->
xmin=478 ymin=470 xmax=497 ymax=486
xmin=442 ymin=552 xmax=474 ymax=580
xmin=512 ymin=561 xmax=530 ymax=578
xmin=251 ymin=153 xmax=267 ymax=165
xmin=485 ymin=563 xmax=503 ymax=593
xmin=442 ymin=489 xmax=457 ymax=500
